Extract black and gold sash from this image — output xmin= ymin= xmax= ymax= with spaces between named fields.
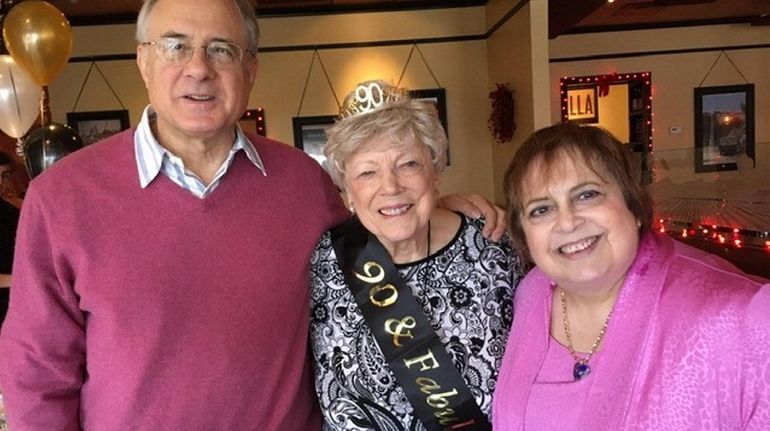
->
xmin=330 ymin=217 xmax=491 ymax=431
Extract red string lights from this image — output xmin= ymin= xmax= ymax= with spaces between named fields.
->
xmin=656 ymin=218 xmax=770 ymax=253
xmin=240 ymin=108 xmax=266 ymax=136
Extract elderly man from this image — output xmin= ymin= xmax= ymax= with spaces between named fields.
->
xmin=0 ymin=0 xmax=503 ymax=429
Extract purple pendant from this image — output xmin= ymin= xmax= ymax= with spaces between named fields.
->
xmin=573 ymin=362 xmax=590 ymax=380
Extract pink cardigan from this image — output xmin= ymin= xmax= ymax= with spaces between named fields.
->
xmin=0 ymin=130 xmax=349 ymax=430
xmin=493 ymin=232 xmax=770 ymax=430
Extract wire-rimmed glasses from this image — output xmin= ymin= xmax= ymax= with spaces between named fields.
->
xmin=142 ymin=37 xmax=256 ymax=67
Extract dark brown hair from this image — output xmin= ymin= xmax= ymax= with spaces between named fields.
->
xmin=503 ymin=122 xmax=652 ymax=261
xmin=0 ymin=150 xmax=11 ymax=167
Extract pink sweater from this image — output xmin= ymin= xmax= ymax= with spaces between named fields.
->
xmin=493 ymin=232 xmax=770 ymax=430
xmin=0 ymin=130 xmax=349 ymax=430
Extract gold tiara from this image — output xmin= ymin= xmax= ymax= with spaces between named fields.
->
xmin=338 ymin=80 xmax=409 ymax=120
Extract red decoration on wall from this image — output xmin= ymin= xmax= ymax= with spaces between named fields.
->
xmin=597 ymin=73 xmax=618 ymax=97
xmin=488 ymin=83 xmax=515 ymax=144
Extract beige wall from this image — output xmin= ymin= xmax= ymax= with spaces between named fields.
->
xmin=486 ymin=0 xmax=550 ymax=204
xmin=43 ymin=4 xmax=770 ymax=231
xmin=253 ymin=42 xmax=493 ymax=197
xmin=49 ymin=6 xmax=505 ymax=200
xmin=586 ymin=84 xmax=629 ymax=144
xmin=550 ymin=24 xmax=770 ymax=230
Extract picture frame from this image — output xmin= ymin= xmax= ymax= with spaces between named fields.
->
xmin=66 ymin=110 xmax=130 ymax=146
xmin=559 ymin=72 xmax=654 ymax=184
xmin=410 ymin=88 xmax=450 ymax=164
xmin=694 ymin=84 xmax=755 ymax=173
xmin=564 ymin=84 xmax=599 ymax=123
xmin=239 ymin=109 xmax=267 ymax=136
xmin=292 ymin=115 xmax=337 ymax=168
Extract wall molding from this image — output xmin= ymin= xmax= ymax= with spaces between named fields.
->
xmin=69 ymin=1 xmax=530 ymax=63
xmin=550 ymin=43 xmax=770 ymax=63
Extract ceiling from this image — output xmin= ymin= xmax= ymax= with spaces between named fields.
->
xmin=562 ymin=0 xmax=770 ymax=36
xmin=12 ymin=0 xmax=770 ymax=38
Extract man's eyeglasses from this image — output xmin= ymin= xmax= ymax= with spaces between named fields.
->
xmin=142 ymin=37 xmax=256 ymax=67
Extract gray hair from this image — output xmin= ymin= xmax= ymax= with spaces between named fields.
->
xmin=324 ymin=97 xmax=449 ymax=189
xmin=135 ymin=0 xmax=260 ymax=52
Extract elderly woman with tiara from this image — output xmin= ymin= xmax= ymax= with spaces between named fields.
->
xmin=308 ymin=80 xmax=526 ymax=431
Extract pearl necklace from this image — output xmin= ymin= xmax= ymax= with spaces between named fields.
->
xmin=559 ymin=287 xmax=613 ymax=381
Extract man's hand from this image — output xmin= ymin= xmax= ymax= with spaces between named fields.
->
xmin=439 ymin=194 xmax=506 ymax=241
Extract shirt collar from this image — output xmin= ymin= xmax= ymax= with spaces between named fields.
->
xmin=134 ymin=106 xmax=266 ymax=189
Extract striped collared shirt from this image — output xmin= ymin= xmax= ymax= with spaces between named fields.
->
xmin=134 ymin=106 xmax=266 ymax=198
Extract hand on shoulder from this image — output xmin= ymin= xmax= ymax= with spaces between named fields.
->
xmin=438 ymin=193 xmax=506 ymax=242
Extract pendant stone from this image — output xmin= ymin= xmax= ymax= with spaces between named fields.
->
xmin=573 ymin=362 xmax=590 ymax=380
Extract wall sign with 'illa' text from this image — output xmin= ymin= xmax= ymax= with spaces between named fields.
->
xmin=566 ymin=86 xmax=598 ymax=123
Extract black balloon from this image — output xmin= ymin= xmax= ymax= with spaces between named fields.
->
xmin=0 ymin=0 xmax=17 ymax=55
xmin=0 ymin=0 xmax=17 ymax=12
xmin=23 ymin=122 xmax=84 ymax=178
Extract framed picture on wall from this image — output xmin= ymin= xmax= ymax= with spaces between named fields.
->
xmin=564 ymin=85 xmax=599 ymax=123
xmin=410 ymin=88 xmax=450 ymax=164
xmin=694 ymin=84 xmax=755 ymax=173
xmin=292 ymin=115 xmax=337 ymax=168
xmin=66 ymin=110 xmax=130 ymax=146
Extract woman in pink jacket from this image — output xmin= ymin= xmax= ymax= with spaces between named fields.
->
xmin=493 ymin=122 xmax=769 ymax=430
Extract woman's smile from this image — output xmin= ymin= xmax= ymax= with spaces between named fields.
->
xmin=556 ymin=234 xmax=601 ymax=256
xmin=378 ymin=203 xmax=414 ymax=217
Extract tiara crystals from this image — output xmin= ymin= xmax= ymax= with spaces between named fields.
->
xmin=339 ymin=80 xmax=409 ymax=120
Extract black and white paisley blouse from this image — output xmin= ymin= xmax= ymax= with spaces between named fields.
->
xmin=309 ymin=215 xmax=525 ymax=431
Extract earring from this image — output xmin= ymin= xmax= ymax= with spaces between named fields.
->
xmin=636 ymin=219 xmax=642 ymax=228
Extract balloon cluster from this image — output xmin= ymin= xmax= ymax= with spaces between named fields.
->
xmin=1 ymin=0 xmax=82 ymax=178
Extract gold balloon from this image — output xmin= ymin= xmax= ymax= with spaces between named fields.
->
xmin=0 ymin=55 xmax=41 ymax=138
xmin=2 ymin=0 xmax=73 ymax=86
